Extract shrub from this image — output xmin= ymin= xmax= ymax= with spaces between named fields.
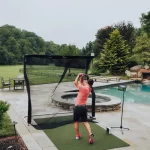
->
xmin=127 ymin=60 xmax=138 ymax=68
xmin=88 ymin=59 xmax=101 ymax=75
xmin=0 ymin=100 xmax=10 ymax=120
xmin=100 ymin=29 xmax=129 ymax=74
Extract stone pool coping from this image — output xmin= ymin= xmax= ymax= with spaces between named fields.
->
xmin=51 ymin=80 xmax=136 ymax=111
xmin=51 ymin=91 xmax=121 ymax=112
xmin=52 ymin=92 xmax=121 ymax=107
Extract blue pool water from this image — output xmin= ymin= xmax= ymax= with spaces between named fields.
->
xmin=94 ymin=83 xmax=150 ymax=104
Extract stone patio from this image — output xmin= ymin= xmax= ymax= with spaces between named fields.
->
xmin=0 ymin=79 xmax=150 ymax=150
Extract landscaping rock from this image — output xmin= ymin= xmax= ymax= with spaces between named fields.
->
xmin=130 ymin=65 xmax=142 ymax=72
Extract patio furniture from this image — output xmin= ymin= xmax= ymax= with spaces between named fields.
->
xmin=130 ymin=78 xmax=142 ymax=81
xmin=90 ymin=76 xmax=109 ymax=82
xmin=0 ymin=76 xmax=11 ymax=90
xmin=107 ymin=77 xmax=121 ymax=82
xmin=11 ymin=78 xmax=25 ymax=90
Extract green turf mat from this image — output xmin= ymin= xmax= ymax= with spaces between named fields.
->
xmin=34 ymin=116 xmax=130 ymax=150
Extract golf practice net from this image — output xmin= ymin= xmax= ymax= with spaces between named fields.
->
xmin=23 ymin=55 xmax=94 ymax=124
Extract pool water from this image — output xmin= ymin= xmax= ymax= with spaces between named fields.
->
xmin=94 ymin=83 xmax=150 ymax=104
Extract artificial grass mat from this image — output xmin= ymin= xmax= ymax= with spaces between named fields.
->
xmin=34 ymin=115 xmax=130 ymax=150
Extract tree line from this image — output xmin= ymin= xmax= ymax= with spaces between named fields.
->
xmin=0 ymin=25 xmax=80 ymax=65
xmin=82 ymin=11 xmax=150 ymax=74
xmin=0 ymin=11 xmax=150 ymax=74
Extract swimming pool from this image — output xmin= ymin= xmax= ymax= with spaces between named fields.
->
xmin=94 ymin=83 xmax=150 ymax=105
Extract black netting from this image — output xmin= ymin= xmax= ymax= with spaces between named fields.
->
xmin=24 ymin=55 xmax=94 ymax=124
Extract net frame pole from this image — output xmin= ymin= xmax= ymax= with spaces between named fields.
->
xmin=84 ymin=74 xmax=96 ymax=118
xmin=91 ymin=88 xmax=96 ymax=118
xmin=24 ymin=55 xmax=32 ymax=124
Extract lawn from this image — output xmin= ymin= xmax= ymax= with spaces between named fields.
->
xmin=0 ymin=65 xmax=23 ymax=80
xmin=0 ymin=65 xmax=84 ymax=86
xmin=26 ymin=65 xmax=84 ymax=85
xmin=0 ymin=65 xmax=23 ymax=88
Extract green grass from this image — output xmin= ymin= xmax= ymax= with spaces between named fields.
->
xmin=0 ymin=65 xmax=23 ymax=88
xmin=0 ymin=65 xmax=23 ymax=80
xmin=35 ymin=116 xmax=130 ymax=150
xmin=26 ymin=65 xmax=84 ymax=85
xmin=0 ymin=113 xmax=15 ymax=137
xmin=0 ymin=65 xmax=84 ymax=85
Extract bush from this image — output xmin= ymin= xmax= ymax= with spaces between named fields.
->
xmin=88 ymin=59 xmax=100 ymax=75
xmin=91 ymin=69 xmax=100 ymax=75
xmin=0 ymin=101 xmax=10 ymax=120
xmin=127 ymin=60 xmax=138 ymax=68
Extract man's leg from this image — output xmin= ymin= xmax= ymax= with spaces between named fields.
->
xmin=74 ymin=122 xmax=81 ymax=139
xmin=73 ymin=107 xmax=81 ymax=139
xmin=83 ymin=122 xmax=92 ymax=135
xmin=74 ymin=121 xmax=79 ymax=135
xmin=82 ymin=107 xmax=92 ymax=136
xmin=83 ymin=122 xmax=94 ymax=144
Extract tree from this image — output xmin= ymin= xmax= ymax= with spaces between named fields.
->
xmin=132 ymin=33 xmax=150 ymax=65
xmin=45 ymin=41 xmax=59 ymax=55
xmin=135 ymin=28 xmax=143 ymax=36
xmin=140 ymin=11 xmax=150 ymax=37
xmin=113 ymin=21 xmax=136 ymax=54
xmin=94 ymin=26 xmax=114 ymax=57
xmin=58 ymin=44 xmax=80 ymax=56
xmin=0 ymin=24 xmax=64 ymax=64
xmin=81 ymin=41 xmax=93 ymax=56
xmin=6 ymin=37 xmax=20 ymax=63
xmin=100 ymin=29 xmax=129 ymax=74
xmin=0 ymin=24 xmax=82 ymax=64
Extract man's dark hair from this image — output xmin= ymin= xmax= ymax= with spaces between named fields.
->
xmin=87 ymin=79 xmax=94 ymax=86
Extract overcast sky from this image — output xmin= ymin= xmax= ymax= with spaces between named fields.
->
xmin=0 ymin=0 xmax=150 ymax=48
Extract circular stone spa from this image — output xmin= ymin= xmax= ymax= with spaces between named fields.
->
xmin=51 ymin=92 xmax=121 ymax=112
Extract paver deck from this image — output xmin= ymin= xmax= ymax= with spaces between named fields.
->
xmin=0 ymin=80 xmax=150 ymax=150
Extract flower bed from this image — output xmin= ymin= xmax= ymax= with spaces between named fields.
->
xmin=0 ymin=136 xmax=28 ymax=150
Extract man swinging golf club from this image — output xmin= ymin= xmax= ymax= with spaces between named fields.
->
xmin=73 ymin=73 xmax=94 ymax=144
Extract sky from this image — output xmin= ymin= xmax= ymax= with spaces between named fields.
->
xmin=0 ymin=0 xmax=150 ymax=49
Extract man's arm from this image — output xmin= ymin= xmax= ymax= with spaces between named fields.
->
xmin=80 ymin=74 xmax=84 ymax=85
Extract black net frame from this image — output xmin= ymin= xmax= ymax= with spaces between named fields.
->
xmin=24 ymin=55 xmax=94 ymax=124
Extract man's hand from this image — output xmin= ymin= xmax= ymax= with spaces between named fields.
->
xmin=79 ymin=73 xmax=84 ymax=85
xmin=74 ymin=73 xmax=84 ymax=87
xmin=78 ymin=73 xmax=84 ymax=77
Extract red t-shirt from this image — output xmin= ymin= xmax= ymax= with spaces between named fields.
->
xmin=75 ymin=84 xmax=91 ymax=105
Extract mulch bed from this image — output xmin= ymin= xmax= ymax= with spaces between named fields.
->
xmin=0 ymin=136 xmax=28 ymax=150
